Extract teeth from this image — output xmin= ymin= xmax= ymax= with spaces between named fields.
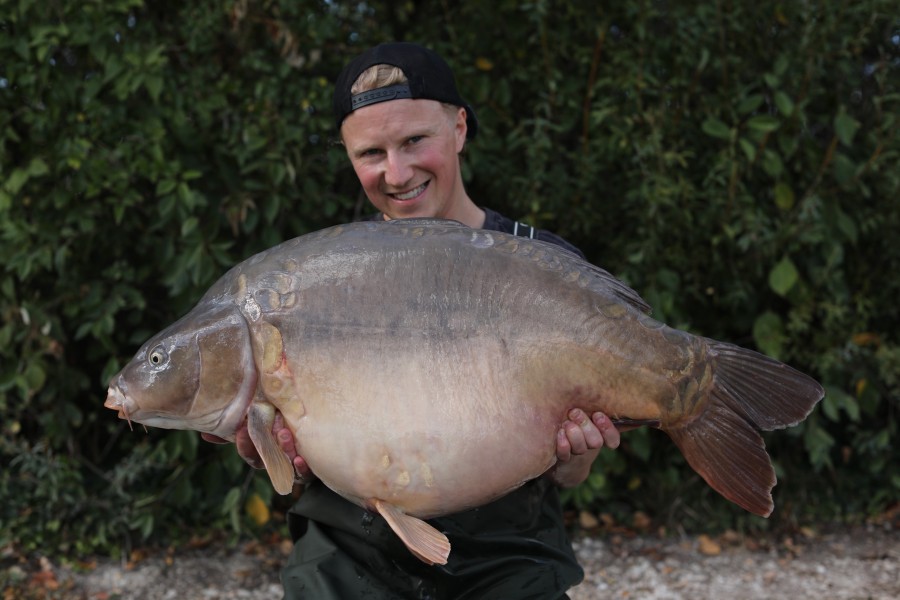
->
xmin=393 ymin=183 xmax=426 ymax=200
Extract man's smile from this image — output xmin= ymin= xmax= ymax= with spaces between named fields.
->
xmin=390 ymin=181 xmax=429 ymax=201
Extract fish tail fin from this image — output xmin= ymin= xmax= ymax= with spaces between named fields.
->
xmin=666 ymin=341 xmax=824 ymax=517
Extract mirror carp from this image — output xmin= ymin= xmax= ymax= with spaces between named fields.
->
xmin=105 ymin=219 xmax=824 ymax=565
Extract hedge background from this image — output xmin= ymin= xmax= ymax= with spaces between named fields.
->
xmin=2 ymin=0 xmax=898 ymax=558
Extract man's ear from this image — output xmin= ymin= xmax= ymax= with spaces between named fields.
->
xmin=455 ymin=106 xmax=468 ymax=153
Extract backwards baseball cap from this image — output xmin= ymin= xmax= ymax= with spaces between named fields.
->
xmin=332 ymin=42 xmax=478 ymax=139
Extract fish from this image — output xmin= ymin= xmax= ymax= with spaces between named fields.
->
xmin=105 ymin=218 xmax=824 ymax=565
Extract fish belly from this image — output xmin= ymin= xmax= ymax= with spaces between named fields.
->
xmin=287 ymin=334 xmax=571 ymax=518
xmin=279 ymin=305 xmax=674 ymax=518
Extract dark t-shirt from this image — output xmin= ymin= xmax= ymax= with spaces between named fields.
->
xmin=281 ymin=210 xmax=585 ymax=600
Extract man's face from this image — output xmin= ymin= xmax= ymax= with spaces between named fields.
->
xmin=341 ymin=99 xmax=468 ymax=220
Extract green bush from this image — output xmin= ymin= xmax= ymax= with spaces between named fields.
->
xmin=1 ymin=0 xmax=897 ymax=556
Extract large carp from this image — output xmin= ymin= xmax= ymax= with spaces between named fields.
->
xmin=105 ymin=219 xmax=823 ymax=565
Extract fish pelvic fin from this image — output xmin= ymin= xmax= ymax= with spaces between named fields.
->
xmin=372 ymin=499 xmax=451 ymax=566
xmin=667 ymin=340 xmax=824 ymax=517
xmin=247 ymin=401 xmax=295 ymax=495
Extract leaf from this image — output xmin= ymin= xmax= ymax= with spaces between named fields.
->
xmin=181 ymin=216 xmax=198 ymax=236
xmin=737 ymin=94 xmax=764 ymax=115
xmin=746 ymin=115 xmax=780 ymax=133
xmin=627 ymin=429 xmax=652 ymax=462
xmin=774 ymin=91 xmax=794 ymax=116
xmin=28 ymin=158 xmax=50 ymax=176
xmin=221 ymin=487 xmax=242 ymax=516
xmin=762 ymin=149 xmax=784 ymax=177
xmin=475 ymin=57 xmax=494 ymax=71
xmin=822 ymin=385 xmax=860 ymax=422
xmin=155 ymin=179 xmax=177 ymax=196
xmin=24 ymin=361 xmax=47 ymax=393
xmin=698 ymin=534 xmax=722 ymax=556
xmin=834 ymin=109 xmax=860 ymax=146
xmin=4 ymin=169 xmax=29 ymax=195
xmin=701 ymin=118 xmax=731 ymax=140
xmin=698 ymin=47 xmax=710 ymax=71
xmin=245 ymin=493 xmax=271 ymax=526
xmin=752 ymin=311 xmax=785 ymax=358
xmin=774 ymin=182 xmax=795 ymax=210
xmin=834 ymin=206 xmax=858 ymax=243
xmin=831 ymin=152 xmax=856 ymax=184
xmin=774 ymin=55 xmax=790 ymax=76
xmin=738 ymin=137 xmax=756 ymax=161
xmin=144 ymin=75 xmax=163 ymax=103
xmin=804 ymin=420 xmax=835 ymax=471
xmin=768 ymin=257 xmax=799 ymax=297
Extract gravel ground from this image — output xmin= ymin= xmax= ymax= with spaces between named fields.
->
xmin=9 ymin=522 xmax=898 ymax=599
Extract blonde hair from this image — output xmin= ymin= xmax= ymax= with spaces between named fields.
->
xmin=350 ymin=65 xmax=407 ymax=94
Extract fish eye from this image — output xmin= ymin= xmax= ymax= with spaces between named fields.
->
xmin=148 ymin=346 xmax=168 ymax=367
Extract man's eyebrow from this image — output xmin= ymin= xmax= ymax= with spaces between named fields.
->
xmin=346 ymin=142 xmax=379 ymax=157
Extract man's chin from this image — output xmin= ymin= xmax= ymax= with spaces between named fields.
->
xmin=383 ymin=202 xmax=438 ymax=220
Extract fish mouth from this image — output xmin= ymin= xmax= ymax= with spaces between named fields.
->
xmin=104 ymin=384 xmax=135 ymax=430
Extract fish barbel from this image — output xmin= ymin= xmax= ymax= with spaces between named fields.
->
xmin=105 ymin=219 xmax=823 ymax=564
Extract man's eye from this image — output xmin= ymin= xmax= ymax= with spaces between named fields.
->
xmin=407 ymin=136 xmax=424 ymax=144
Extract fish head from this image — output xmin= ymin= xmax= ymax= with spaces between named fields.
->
xmin=105 ymin=303 xmax=257 ymax=440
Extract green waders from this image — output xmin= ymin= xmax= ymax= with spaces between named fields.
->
xmin=281 ymin=478 xmax=583 ymax=600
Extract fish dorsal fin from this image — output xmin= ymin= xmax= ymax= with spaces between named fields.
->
xmin=372 ymin=499 xmax=451 ymax=565
xmin=247 ymin=401 xmax=295 ymax=495
xmin=580 ymin=263 xmax=652 ymax=314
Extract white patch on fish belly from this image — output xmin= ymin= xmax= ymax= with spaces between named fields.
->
xmin=395 ymin=470 xmax=411 ymax=487
xmin=419 ymin=463 xmax=435 ymax=487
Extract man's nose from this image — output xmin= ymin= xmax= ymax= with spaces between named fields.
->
xmin=384 ymin=152 xmax=413 ymax=188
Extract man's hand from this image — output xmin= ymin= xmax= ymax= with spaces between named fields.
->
xmin=546 ymin=409 xmax=620 ymax=488
xmin=200 ymin=413 xmax=313 ymax=483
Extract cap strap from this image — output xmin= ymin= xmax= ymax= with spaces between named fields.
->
xmin=350 ymin=84 xmax=413 ymax=112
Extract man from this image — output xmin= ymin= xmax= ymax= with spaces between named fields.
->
xmin=206 ymin=42 xmax=620 ymax=599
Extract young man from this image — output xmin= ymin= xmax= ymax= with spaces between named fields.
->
xmin=207 ymin=42 xmax=620 ymax=599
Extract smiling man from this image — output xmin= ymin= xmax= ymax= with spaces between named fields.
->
xmin=207 ymin=42 xmax=621 ymax=600
xmin=282 ymin=42 xmax=619 ymax=600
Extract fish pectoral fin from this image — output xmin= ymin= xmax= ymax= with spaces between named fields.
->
xmin=372 ymin=499 xmax=450 ymax=566
xmin=247 ymin=401 xmax=295 ymax=496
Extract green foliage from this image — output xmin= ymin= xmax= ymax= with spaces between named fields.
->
xmin=1 ymin=0 xmax=898 ymax=556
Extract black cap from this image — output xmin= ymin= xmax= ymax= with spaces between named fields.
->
xmin=333 ymin=42 xmax=478 ymax=139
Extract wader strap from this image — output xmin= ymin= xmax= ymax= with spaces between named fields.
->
xmin=512 ymin=221 xmax=535 ymax=239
